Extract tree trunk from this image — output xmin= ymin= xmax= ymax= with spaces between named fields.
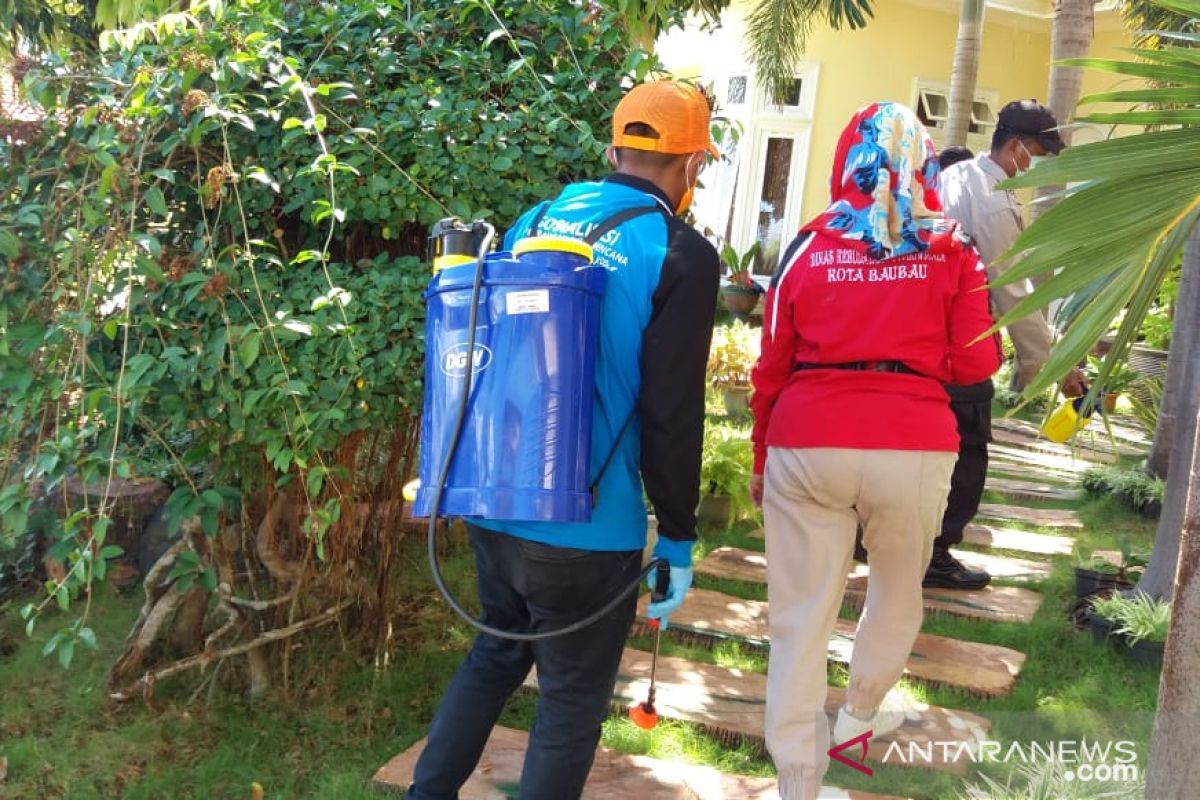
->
xmin=1138 ymin=230 xmax=1200 ymax=602
xmin=945 ymin=0 xmax=986 ymax=147
xmin=1031 ymin=0 xmax=1095 ymax=223
xmin=1148 ymin=227 xmax=1200 ymax=478
xmin=1146 ymin=399 xmax=1200 ymax=797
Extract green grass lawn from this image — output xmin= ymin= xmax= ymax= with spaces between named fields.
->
xmin=0 ymin=407 xmax=1162 ymax=799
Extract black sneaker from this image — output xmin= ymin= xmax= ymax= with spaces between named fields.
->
xmin=923 ymin=547 xmax=991 ymax=590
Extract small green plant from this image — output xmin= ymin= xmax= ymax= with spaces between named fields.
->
xmin=1079 ymin=466 xmax=1164 ymax=509
xmin=994 ymin=358 xmax=1054 ymax=413
xmin=699 ymin=424 xmax=754 ymax=520
xmin=1073 ymin=554 xmax=1121 ymax=576
xmin=1085 ymin=355 xmax=1141 ymax=396
xmin=1126 ymin=376 xmax=1163 ymax=435
xmin=719 ymin=241 xmax=764 ymax=292
xmin=1089 ymin=593 xmax=1130 ymax=623
xmin=706 ymin=320 xmax=760 ymax=389
xmin=1091 ymin=592 xmax=1170 ymax=644
xmin=1073 ymin=535 xmax=1148 ymax=582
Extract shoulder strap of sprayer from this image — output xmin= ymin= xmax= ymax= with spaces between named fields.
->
xmin=523 ymin=195 xmax=669 ymax=506
xmin=527 ymin=198 xmax=667 ymax=246
xmin=583 ymin=203 xmax=669 ymax=505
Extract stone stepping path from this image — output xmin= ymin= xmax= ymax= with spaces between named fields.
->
xmin=700 ymin=542 xmax=1046 ymax=623
xmin=990 ymin=426 xmax=1119 ymax=465
xmin=987 ymin=446 xmax=1092 ymax=480
xmin=522 ymin=649 xmax=989 ymax=775
xmin=852 ymin=551 xmax=1051 ymax=582
xmin=637 ymin=588 xmax=1025 ymax=696
xmin=993 ymin=416 xmax=1150 ymax=451
xmin=975 ymin=503 xmax=1083 ymax=530
xmin=962 ymin=523 xmax=1074 ymax=556
xmin=844 ymin=575 xmax=1042 ymax=623
xmin=699 ymin=544 xmax=1049 ymax=588
xmin=375 ymin=725 xmax=908 ymax=799
xmin=986 ymin=466 xmax=1076 ymax=488
xmin=983 ymin=475 xmax=1083 ymax=503
xmin=987 ymin=457 xmax=1087 ymax=484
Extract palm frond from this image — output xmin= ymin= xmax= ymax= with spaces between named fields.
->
xmin=986 ymin=0 xmax=1200 ymax=402
xmin=746 ymin=0 xmax=873 ymax=104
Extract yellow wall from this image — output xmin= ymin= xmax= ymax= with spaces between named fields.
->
xmin=658 ymin=0 xmax=1137 ymax=226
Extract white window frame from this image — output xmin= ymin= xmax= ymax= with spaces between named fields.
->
xmin=690 ymin=63 xmax=818 ymax=273
xmin=912 ymin=79 xmax=999 ymax=154
xmin=730 ymin=124 xmax=812 ymax=274
xmin=734 ymin=64 xmax=818 ymax=264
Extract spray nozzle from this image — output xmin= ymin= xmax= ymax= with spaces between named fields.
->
xmin=628 ymin=700 xmax=659 ymax=730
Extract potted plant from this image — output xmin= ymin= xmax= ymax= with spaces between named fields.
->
xmin=1072 ymin=536 xmax=1145 ymax=600
xmin=1086 ymin=593 xmax=1125 ymax=646
xmin=707 ymin=320 xmax=760 ymax=417
xmin=1084 ymin=355 xmax=1140 ymax=412
xmin=1073 ymin=554 xmax=1123 ymax=599
xmin=697 ymin=424 xmax=755 ymax=529
xmin=1089 ymin=592 xmax=1170 ymax=668
xmin=1113 ymin=592 xmax=1170 ymax=668
xmin=1080 ymin=466 xmax=1164 ymax=518
xmin=719 ymin=241 xmax=764 ymax=318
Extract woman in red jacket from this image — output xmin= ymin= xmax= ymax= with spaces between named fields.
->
xmin=749 ymin=102 xmax=1001 ymax=800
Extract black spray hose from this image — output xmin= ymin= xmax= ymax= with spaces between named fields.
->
xmin=425 ymin=222 xmax=667 ymax=641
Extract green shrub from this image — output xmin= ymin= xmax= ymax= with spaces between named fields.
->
xmin=0 ymin=0 xmax=656 ymax=665
xmin=1079 ymin=466 xmax=1164 ymax=508
xmin=707 ymin=320 xmax=760 ymax=389
xmin=700 ymin=424 xmax=755 ymax=521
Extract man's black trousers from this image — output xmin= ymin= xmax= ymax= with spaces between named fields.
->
xmin=935 ymin=381 xmax=994 ymax=550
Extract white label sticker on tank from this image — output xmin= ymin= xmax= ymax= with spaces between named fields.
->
xmin=506 ymin=290 xmax=550 ymax=315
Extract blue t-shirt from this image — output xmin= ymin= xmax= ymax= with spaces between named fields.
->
xmin=469 ymin=174 xmax=719 ymax=564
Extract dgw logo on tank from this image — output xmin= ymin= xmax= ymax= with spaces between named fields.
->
xmin=440 ymin=343 xmax=493 ymax=376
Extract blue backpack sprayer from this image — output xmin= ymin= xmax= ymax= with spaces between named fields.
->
xmin=411 ymin=217 xmax=670 ymax=725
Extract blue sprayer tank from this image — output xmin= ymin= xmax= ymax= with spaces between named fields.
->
xmin=413 ymin=236 xmax=606 ymax=523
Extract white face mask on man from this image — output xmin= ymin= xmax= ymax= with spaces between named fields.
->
xmin=1014 ymin=140 xmax=1048 ymax=176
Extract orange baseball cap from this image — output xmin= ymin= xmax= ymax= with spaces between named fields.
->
xmin=611 ymin=81 xmax=719 ymax=158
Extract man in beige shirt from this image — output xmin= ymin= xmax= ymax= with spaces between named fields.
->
xmin=926 ymin=100 xmax=1086 ymax=589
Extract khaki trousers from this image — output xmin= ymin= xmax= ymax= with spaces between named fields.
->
xmin=762 ymin=447 xmax=955 ymax=800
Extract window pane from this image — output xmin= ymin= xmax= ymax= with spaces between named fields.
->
xmin=970 ymin=100 xmax=995 ymax=134
xmin=754 ymin=137 xmax=793 ymax=274
xmin=781 ymin=78 xmax=802 ymax=107
xmin=728 ymin=76 xmax=747 ymax=105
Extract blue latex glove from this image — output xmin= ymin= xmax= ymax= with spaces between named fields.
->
xmin=646 ymin=565 xmax=693 ymax=630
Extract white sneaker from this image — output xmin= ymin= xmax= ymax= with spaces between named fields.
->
xmin=831 ymin=696 xmax=908 ymax=744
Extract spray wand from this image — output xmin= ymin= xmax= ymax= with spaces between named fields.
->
xmin=629 ymin=561 xmax=671 ymax=730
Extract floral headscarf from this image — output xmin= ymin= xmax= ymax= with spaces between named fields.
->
xmin=801 ymin=102 xmax=959 ymax=259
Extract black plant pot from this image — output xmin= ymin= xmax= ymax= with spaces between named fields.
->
xmin=1088 ymin=613 xmax=1118 ymax=647
xmin=1074 ymin=567 xmax=1127 ymax=599
xmin=1125 ymin=638 xmax=1165 ymax=669
xmin=1140 ymin=499 xmax=1162 ymax=519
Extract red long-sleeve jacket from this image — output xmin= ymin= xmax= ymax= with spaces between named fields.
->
xmin=750 ymin=231 xmax=1002 ymax=474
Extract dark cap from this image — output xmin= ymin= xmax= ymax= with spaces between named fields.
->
xmin=997 ymin=99 xmax=1066 ymax=154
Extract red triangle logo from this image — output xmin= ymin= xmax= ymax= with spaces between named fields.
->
xmin=828 ymin=730 xmax=874 ymax=776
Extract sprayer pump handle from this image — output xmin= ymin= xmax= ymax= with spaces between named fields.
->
xmin=651 ymin=561 xmax=670 ymax=603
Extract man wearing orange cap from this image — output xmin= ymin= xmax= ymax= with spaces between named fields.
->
xmin=407 ymin=80 xmax=720 ymax=800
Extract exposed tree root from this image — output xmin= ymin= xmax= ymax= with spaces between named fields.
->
xmin=110 ymin=602 xmax=346 ymax=705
